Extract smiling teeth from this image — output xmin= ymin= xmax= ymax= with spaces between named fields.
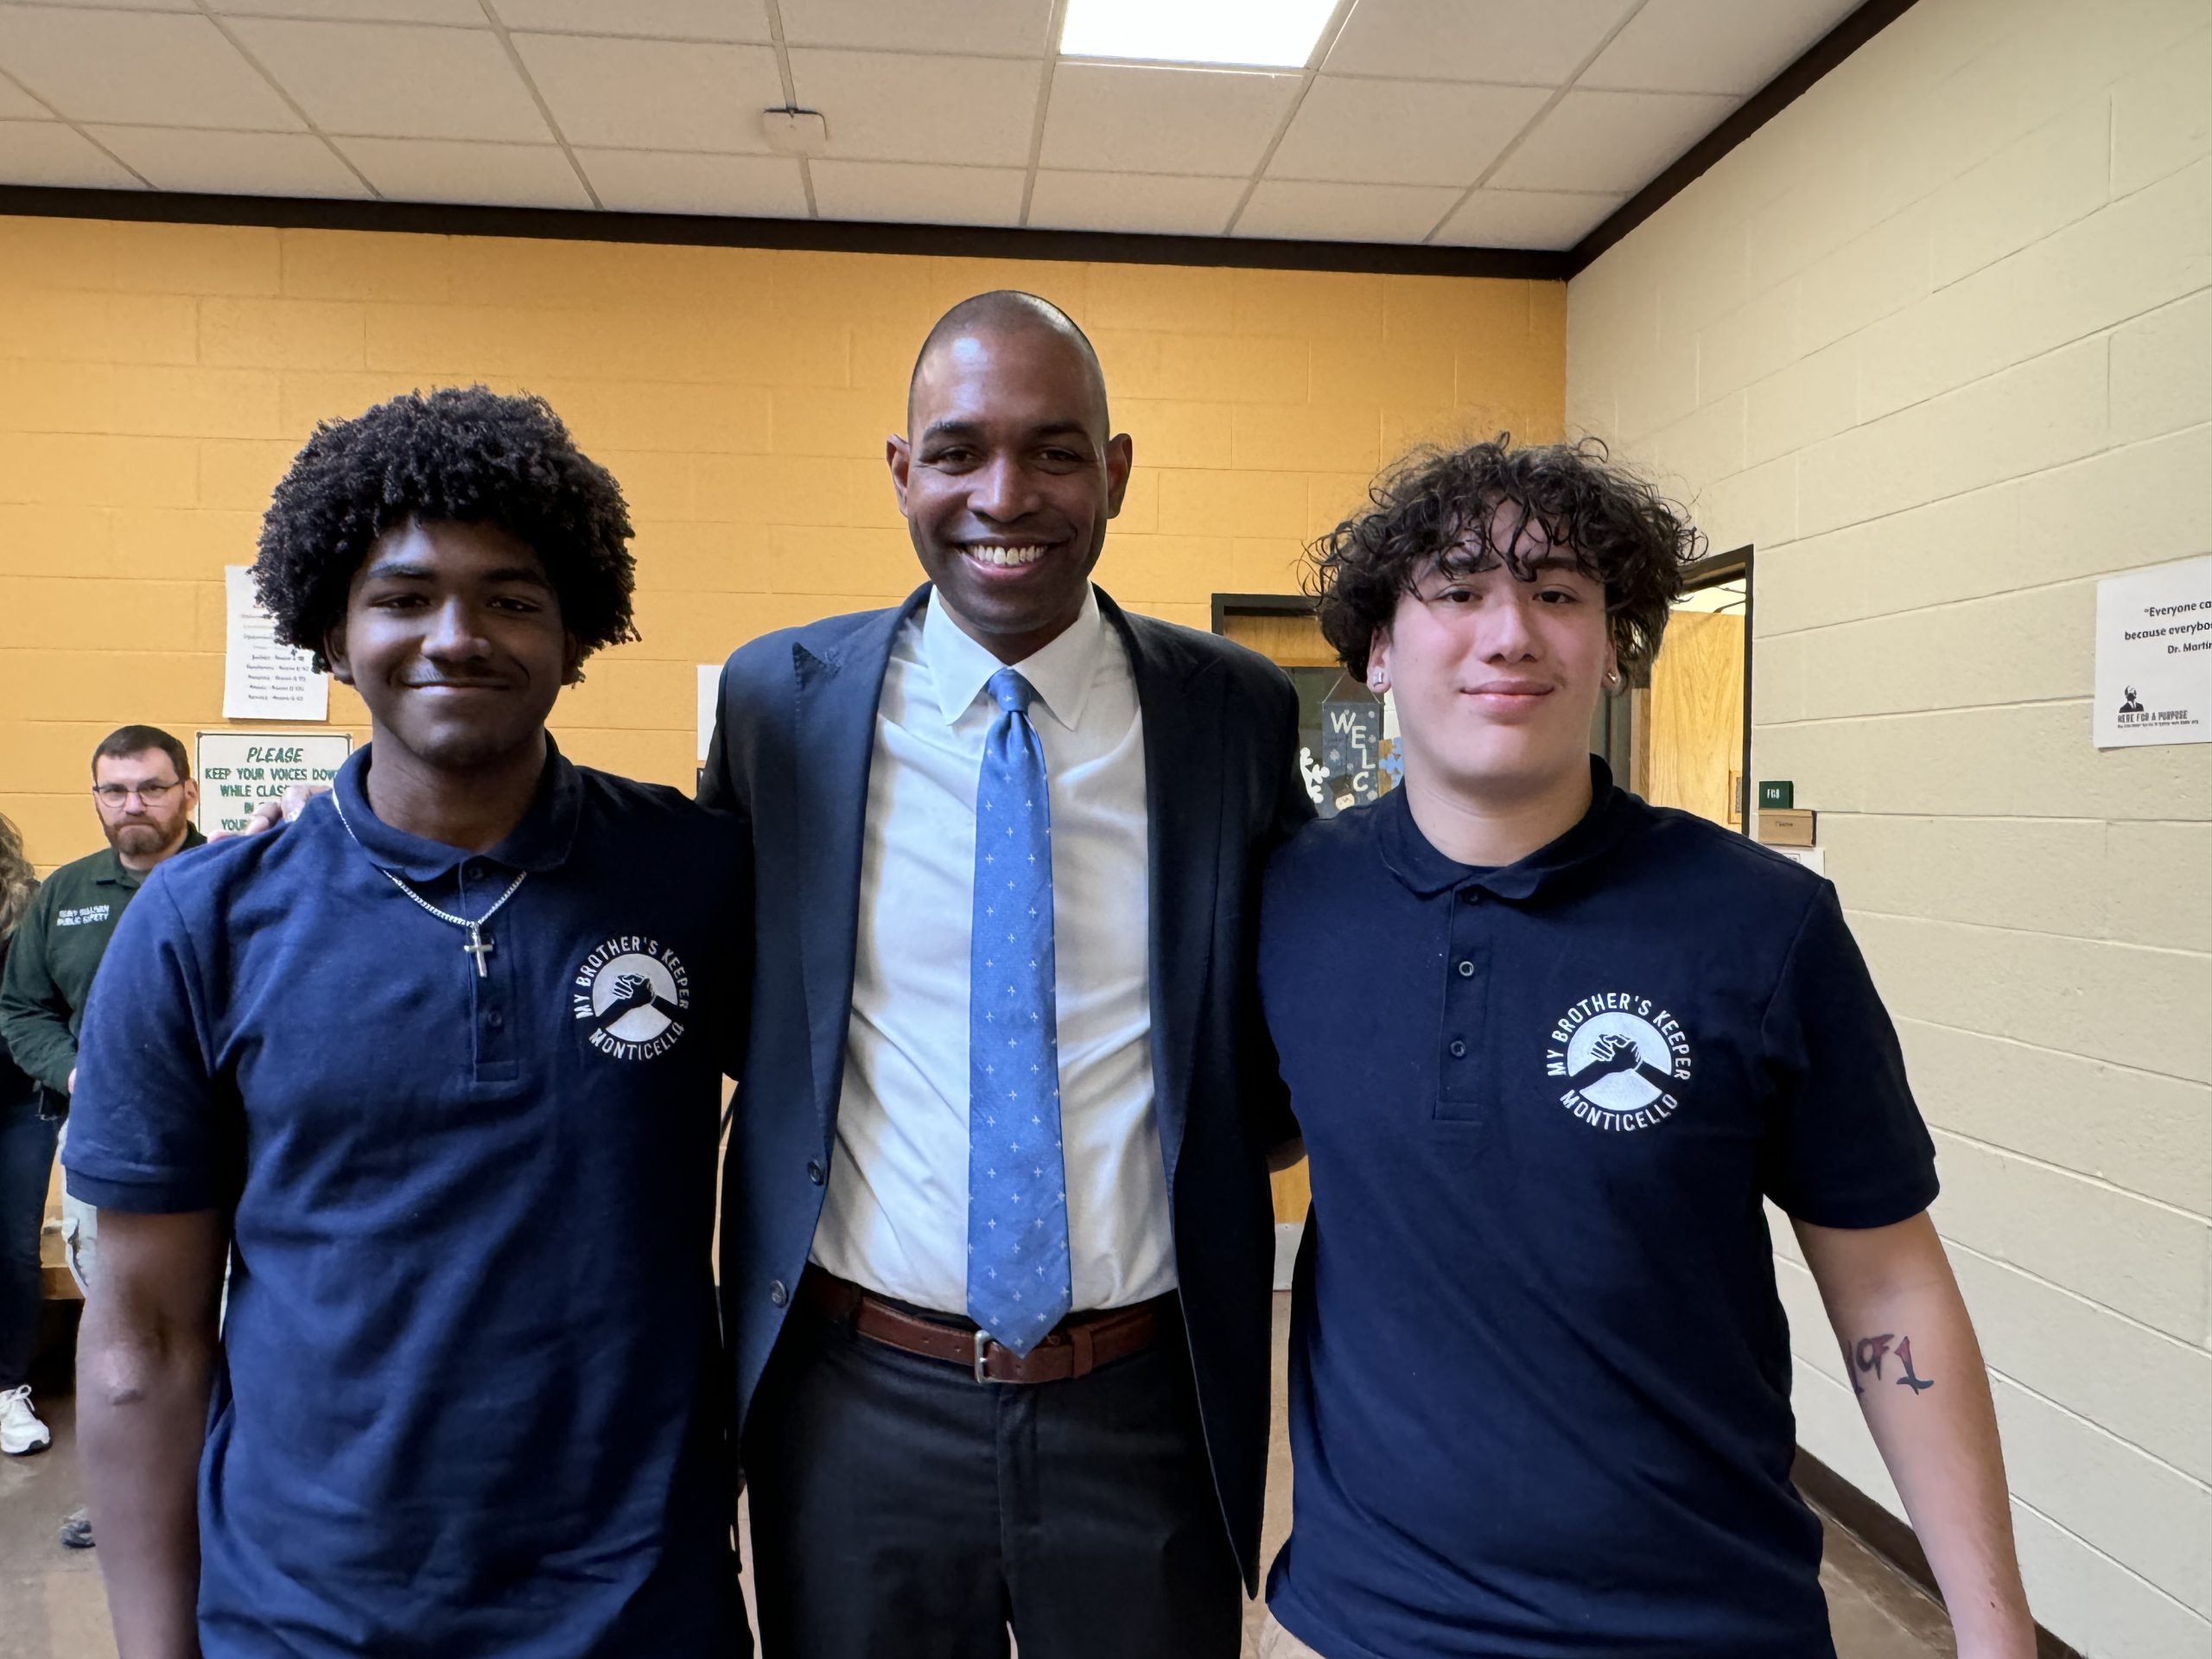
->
xmin=970 ymin=545 xmax=1046 ymax=567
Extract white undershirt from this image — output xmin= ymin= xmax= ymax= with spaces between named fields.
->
xmin=809 ymin=588 xmax=1173 ymax=1314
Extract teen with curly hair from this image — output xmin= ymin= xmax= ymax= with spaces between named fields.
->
xmin=63 ymin=387 xmax=750 ymax=1659
xmin=1255 ymin=438 xmax=2033 ymax=1659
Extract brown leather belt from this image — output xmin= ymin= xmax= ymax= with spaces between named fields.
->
xmin=799 ymin=1265 xmax=1173 ymax=1384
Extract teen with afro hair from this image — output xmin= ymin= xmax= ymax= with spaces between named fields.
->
xmin=254 ymin=384 xmax=639 ymax=674
xmin=65 ymin=385 xmax=755 ymax=1659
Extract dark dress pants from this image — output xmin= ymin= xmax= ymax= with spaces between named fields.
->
xmin=741 ymin=1290 xmax=1243 ymax=1659
xmin=0 ymin=1093 xmax=57 ymax=1390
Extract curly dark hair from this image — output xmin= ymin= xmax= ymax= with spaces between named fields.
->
xmin=253 ymin=385 xmax=639 ymax=672
xmin=1310 ymin=436 xmax=1700 ymax=682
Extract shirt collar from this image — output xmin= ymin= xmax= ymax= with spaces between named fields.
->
xmin=93 ymin=826 xmax=206 ymax=888
xmin=920 ymin=584 xmax=1106 ymax=734
xmin=327 ymin=736 xmax=583 ymax=883
xmin=1377 ymin=757 xmax=1639 ymax=903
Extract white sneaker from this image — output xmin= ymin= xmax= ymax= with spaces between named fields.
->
xmin=1 ymin=1383 xmax=51 ymax=1455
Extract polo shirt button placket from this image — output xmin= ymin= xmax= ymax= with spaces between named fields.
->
xmin=458 ymin=861 xmax=517 ymax=1081
xmin=1437 ymin=882 xmax=1490 ymax=1118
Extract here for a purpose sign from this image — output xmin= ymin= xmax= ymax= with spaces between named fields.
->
xmin=2094 ymin=554 xmax=2212 ymax=749
xmin=196 ymin=732 xmax=353 ymax=836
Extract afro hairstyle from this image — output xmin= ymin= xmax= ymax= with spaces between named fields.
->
xmin=253 ymin=385 xmax=639 ymax=673
xmin=1309 ymin=435 xmax=1700 ymax=683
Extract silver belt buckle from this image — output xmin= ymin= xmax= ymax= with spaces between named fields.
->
xmin=973 ymin=1328 xmax=1002 ymax=1384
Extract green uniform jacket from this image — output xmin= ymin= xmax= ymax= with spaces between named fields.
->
xmin=0 ymin=829 xmax=206 ymax=1101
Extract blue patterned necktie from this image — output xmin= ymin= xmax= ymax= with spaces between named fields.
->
xmin=967 ymin=668 xmax=1071 ymax=1357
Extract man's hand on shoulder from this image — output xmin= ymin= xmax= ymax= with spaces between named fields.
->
xmin=215 ymin=784 xmax=326 ymax=839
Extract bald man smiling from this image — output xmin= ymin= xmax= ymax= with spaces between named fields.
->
xmin=702 ymin=292 xmax=1311 ymax=1658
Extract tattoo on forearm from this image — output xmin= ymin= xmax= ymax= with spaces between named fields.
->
xmin=1841 ymin=1332 xmax=1935 ymax=1396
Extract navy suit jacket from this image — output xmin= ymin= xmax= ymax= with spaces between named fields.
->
xmin=700 ymin=583 xmax=1312 ymax=1587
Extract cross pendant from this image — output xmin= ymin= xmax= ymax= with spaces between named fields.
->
xmin=462 ymin=926 xmax=494 ymax=978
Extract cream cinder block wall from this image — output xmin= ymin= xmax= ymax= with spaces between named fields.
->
xmin=0 ymin=218 xmax=1564 ymax=874
xmin=1566 ymin=0 xmax=2212 ymax=1653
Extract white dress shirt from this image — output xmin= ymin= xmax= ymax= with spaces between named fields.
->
xmin=809 ymin=587 xmax=1174 ymax=1314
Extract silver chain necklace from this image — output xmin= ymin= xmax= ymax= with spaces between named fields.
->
xmin=330 ymin=787 xmax=528 ymax=978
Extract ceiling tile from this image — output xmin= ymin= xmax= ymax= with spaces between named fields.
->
xmin=787 ymin=49 xmax=1042 ymax=167
xmin=1268 ymin=75 xmax=1549 ymax=187
xmin=1040 ymin=63 xmax=1300 ymax=177
xmin=1488 ymin=88 xmax=1734 ymax=193
xmin=488 ymin=0 xmax=772 ymax=41
xmin=809 ymin=159 xmax=1027 ymax=226
xmin=514 ymin=35 xmax=783 ymax=153
xmin=0 ymin=118 xmax=143 ymax=187
xmin=335 ymin=137 xmax=590 ymax=207
xmin=1234 ymin=179 xmax=1462 ymax=243
xmin=1325 ymin=0 xmax=1640 ymax=85
xmin=0 ymin=75 xmax=48 ymax=118
xmin=0 ymin=7 xmax=302 ymax=130
xmin=227 ymin=17 xmax=550 ymax=143
xmin=1027 ymin=169 xmax=1243 ymax=235
xmin=577 ymin=149 xmax=807 ymax=216
xmin=779 ymin=0 xmax=1052 ymax=56
xmin=1434 ymin=187 xmax=1623 ymax=248
xmin=207 ymin=0 xmax=487 ymax=22
xmin=88 ymin=126 xmax=371 ymax=196
xmin=1581 ymin=0 xmax=1861 ymax=95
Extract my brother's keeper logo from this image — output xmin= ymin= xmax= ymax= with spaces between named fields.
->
xmin=572 ymin=936 xmax=690 ymax=1060
xmin=1547 ymin=993 xmax=1694 ymax=1132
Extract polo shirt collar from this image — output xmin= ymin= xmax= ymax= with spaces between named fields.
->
xmin=1378 ymin=757 xmax=1638 ymax=902
xmin=921 ymin=584 xmax=1104 ymax=734
xmin=93 ymin=826 xmax=207 ymax=888
xmin=329 ymin=736 xmax=582 ymax=883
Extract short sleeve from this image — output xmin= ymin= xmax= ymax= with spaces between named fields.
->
xmin=61 ymin=877 xmax=237 ymax=1214
xmin=1757 ymin=882 xmax=1938 ymax=1228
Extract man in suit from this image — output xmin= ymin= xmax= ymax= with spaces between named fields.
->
xmin=701 ymin=290 xmax=1310 ymax=1657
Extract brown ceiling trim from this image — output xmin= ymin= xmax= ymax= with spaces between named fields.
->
xmin=0 ymin=182 xmax=1573 ymax=281
xmin=1567 ymin=0 xmax=1922 ymax=276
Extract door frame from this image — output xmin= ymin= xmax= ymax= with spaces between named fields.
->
xmin=1679 ymin=543 xmax=1755 ymax=830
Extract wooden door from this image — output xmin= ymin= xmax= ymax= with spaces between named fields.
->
xmin=1643 ymin=610 xmax=1745 ymax=827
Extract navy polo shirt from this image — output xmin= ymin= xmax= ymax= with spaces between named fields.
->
xmin=1260 ymin=763 xmax=1936 ymax=1659
xmin=64 ymin=741 xmax=746 ymax=1659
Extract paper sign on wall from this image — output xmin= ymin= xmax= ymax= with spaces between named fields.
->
xmin=2094 ymin=555 xmax=2212 ymax=748
xmin=1768 ymin=846 xmax=1826 ymax=877
xmin=696 ymin=664 xmax=721 ymax=763
xmin=195 ymin=731 xmax=353 ymax=836
xmin=224 ymin=565 xmax=329 ymax=721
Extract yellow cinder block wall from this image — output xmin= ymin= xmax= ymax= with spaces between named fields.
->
xmin=0 ymin=215 xmax=1564 ymax=873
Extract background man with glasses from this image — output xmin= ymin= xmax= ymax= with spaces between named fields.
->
xmin=0 ymin=723 xmax=201 ymax=1545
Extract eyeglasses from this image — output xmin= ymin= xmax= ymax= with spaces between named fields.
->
xmin=92 ymin=780 xmax=184 ymax=806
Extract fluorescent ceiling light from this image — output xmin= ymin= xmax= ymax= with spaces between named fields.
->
xmin=1060 ymin=0 xmax=1338 ymax=70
